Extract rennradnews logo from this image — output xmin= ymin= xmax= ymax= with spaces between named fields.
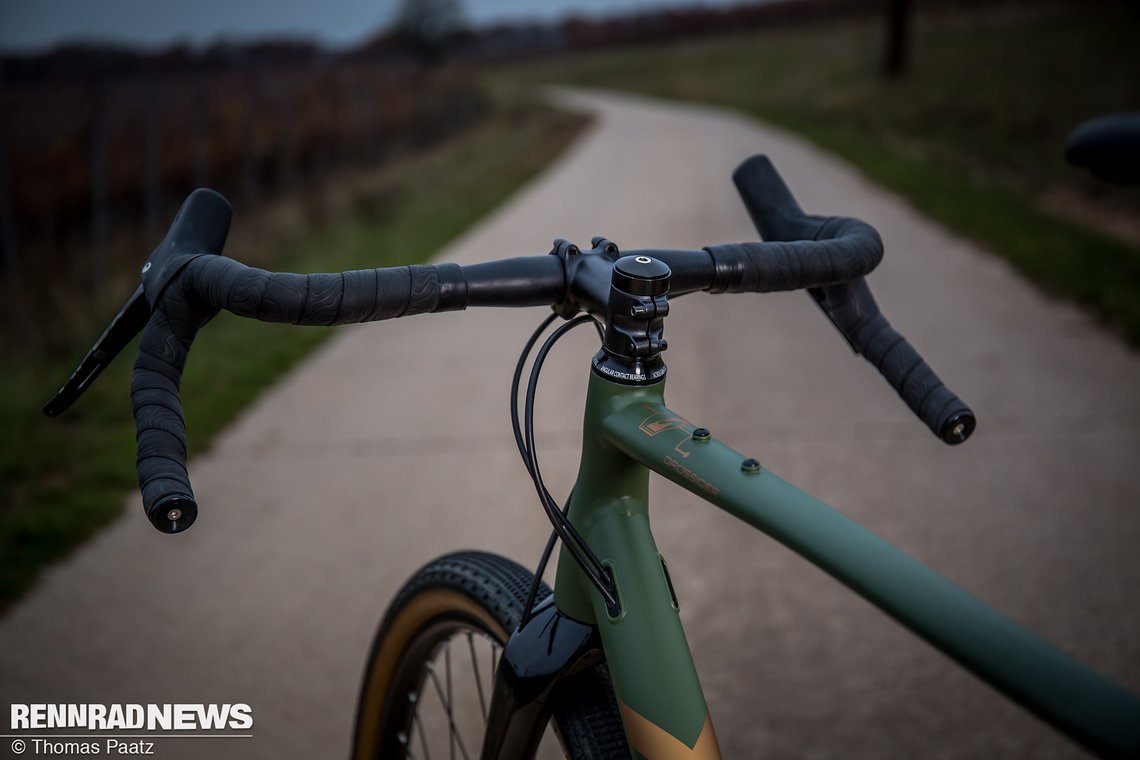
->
xmin=10 ymin=703 xmax=253 ymax=731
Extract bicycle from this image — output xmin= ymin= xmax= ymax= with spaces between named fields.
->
xmin=44 ymin=154 xmax=1140 ymax=759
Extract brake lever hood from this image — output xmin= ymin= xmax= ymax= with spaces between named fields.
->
xmin=42 ymin=189 xmax=232 ymax=417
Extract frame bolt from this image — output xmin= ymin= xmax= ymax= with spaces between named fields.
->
xmin=691 ymin=427 xmax=711 ymax=441
xmin=741 ymin=458 xmax=761 ymax=473
xmin=167 ymin=508 xmax=183 ymax=521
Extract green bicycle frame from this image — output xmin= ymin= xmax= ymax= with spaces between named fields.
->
xmin=553 ymin=369 xmax=1140 ymax=759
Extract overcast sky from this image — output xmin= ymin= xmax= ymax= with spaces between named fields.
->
xmin=0 ymin=0 xmax=751 ymax=53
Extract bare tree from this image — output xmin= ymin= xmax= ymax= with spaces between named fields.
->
xmin=883 ymin=0 xmax=912 ymax=79
xmin=394 ymin=0 xmax=465 ymax=63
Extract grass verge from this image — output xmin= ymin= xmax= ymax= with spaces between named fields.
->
xmin=0 ymin=101 xmax=585 ymax=609
xmin=494 ymin=3 xmax=1140 ymax=344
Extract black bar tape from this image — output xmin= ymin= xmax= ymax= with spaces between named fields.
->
xmin=864 ymin=319 xmax=974 ymax=444
xmin=132 ymin=275 xmax=218 ymax=533
xmin=133 ymin=250 xmax=471 ymax=533
xmin=179 ymin=257 xmax=468 ymax=324
xmin=727 ymin=154 xmax=975 ymax=445
xmin=704 ymin=216 xmax=883 ymax=293
xmin=819 ymin=280 xmax=975 ymax=443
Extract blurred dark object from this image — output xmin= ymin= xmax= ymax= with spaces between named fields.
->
xmin=1066 ymin=114 xmax=1140 ymax=186
xmin=883 ymin=0 xmax=912 ymax=78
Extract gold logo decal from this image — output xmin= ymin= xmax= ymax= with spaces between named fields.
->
xmin=664 ymin=455 xmax=720 ymax=496
xmin=639 ymin=409 xmax=690 ymax=437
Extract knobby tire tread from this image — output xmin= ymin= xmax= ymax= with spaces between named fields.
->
xmin=355 ymin=551 xmax=628 ymax=759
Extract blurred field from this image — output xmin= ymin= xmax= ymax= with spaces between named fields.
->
xmin=0 ymin=100 xmax=584 ymax=608
xmin=494 ymin=1 xmax=1140 ymax=344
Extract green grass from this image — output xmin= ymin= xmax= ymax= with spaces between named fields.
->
xmin=494 ymin=3 xmax=1140 ymax=344
xmin=0 ymin=101 xmax=584 ymax=608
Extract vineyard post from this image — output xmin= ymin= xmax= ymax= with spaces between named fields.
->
xmin=277 ymin=78 xmax=297 ymax=192
xmin=244 ymin=71 xmax=261 ymax=206
xmin=90 ymin=80 xmax=109 ymax=295
xmin=144 ymin=78 xmax=162 ymax=241
xmin=192 ymin=79 xmax=211 ymax=189
xmin=0 ymin=61 xmax=19 ymax=319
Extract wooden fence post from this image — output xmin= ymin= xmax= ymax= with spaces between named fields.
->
xmin=358 ymin=76 xmax=376 ymax=164
xmin=144 ymin=78 xmax=162 ymax=241
xmin=277 ymin=79 xmax=297 ymax=192
xmin=90 ymin=80 xmax=109 ymax=296
xmin=244 ymin=73 xmax=260 ymax=206
xmin=192 ymin=79 xmax=211 ymax=189
xmin=0 ymin=62 xmax=18 ymax=303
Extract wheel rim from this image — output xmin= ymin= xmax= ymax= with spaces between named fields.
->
xmin=394 ymin=620 xmax=502 ymax=760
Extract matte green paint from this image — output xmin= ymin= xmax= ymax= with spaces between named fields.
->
xmin=603 ymin=400 xmax=1140 ymax=758
xmin=554 ymin=371 xmax=711 ymax=755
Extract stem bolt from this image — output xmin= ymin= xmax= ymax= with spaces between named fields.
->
xmin=692 ymin=427 xmax=711 ymax=441
xmin=167 ymin=508 xmax=183 ymax=521
xmin=741 ymin=458 xmax=761 ymax=473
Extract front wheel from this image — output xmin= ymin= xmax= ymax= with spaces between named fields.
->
xmin=351 ymin=551 xmax=629 ymax=759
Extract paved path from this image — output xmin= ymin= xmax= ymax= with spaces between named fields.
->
xmin=3 ymin=90 xmax=1139 ymax=759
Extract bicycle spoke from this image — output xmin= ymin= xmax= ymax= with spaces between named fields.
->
xmin=467 ymin=632 xmax=488 ymax=723
xmin=398 ymin=629 xmax=517 ymax=760
xmin=407 ymin=690 xmax=432 ymax=760
xmin=415 ymin=710 xmax=432 ymax=760
xmin=446 ymin=640 xmax=455 ymax=760
xmin=426 ymin=660 xmax=472 ymax=760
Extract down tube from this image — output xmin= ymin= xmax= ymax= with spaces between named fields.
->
xmin=602 ymin=401 xmax=1140 ymax=759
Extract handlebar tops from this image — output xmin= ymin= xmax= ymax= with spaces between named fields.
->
xmin=44 ymin=155 xmax=975 ymax=534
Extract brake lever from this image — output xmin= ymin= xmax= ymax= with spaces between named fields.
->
xmin=43 ymin=188 xmax=231 ymax=419
xmin=42 ymin=284 xmax=150 ymax=417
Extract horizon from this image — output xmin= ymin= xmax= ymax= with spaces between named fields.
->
xmin=0 ymin=0 xmax=764 ymax=55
